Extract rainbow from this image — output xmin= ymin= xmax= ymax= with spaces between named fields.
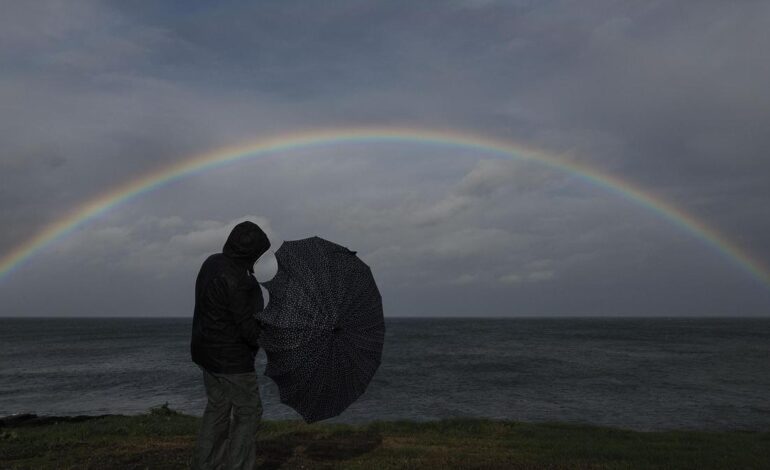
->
xmin=1 ymin=127 xmax=768 ymax=287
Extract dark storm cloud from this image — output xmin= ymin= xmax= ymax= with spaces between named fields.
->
xmin=1 ymin=0 xmax=769 ymax=317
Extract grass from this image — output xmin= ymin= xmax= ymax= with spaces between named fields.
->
xmin=1 ymin=406 xmax=768 ymax=469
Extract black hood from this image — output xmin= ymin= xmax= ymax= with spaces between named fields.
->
xmin=222 ymin=221 xmax=271 ymax=273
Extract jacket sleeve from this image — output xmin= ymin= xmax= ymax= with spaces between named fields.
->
xmin=229 ymin=272 xmax=264 ymax=349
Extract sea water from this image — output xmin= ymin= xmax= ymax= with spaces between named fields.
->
xmin=0 ymin=317 xmax=768 ymax=431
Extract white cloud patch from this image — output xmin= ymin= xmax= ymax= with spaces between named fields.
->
xmin=408 ymin=159 xmax=558 ymax=226
xmin=498 ymin=259 xmax=557 ymax=284
xmin=457 ymin=159 xmax=518 ymax=197
xmin=50 ymin=215 xmax=278 ymax=281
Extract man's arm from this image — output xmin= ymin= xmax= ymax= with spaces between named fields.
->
xmin=230 ymin=272 xmax=264 ymax=348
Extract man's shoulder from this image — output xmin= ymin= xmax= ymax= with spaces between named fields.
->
xmin=201 ymin=253 xmax=245 ymax=283
xmin=203 ymin=252 xmax=226 ymax=264
xmin=201 ymin=253 xmax=234 ymax=272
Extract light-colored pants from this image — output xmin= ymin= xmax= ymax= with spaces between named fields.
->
xmin=191 ymin=365 xmax=263 ymax=470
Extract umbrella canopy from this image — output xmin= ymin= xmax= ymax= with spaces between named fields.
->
xmin=256 ymin=236 xmax=385 ymax=423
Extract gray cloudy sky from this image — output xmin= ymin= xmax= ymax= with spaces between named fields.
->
xmin=1 ymin=0 xmax=769 ymax=317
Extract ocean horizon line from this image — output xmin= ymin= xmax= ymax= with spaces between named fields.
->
xmin=1 ymin=314 xmax=769 ymax=320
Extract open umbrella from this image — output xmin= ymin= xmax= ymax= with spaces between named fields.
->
xmin=256 ymin=236 xmax=385 ymax=423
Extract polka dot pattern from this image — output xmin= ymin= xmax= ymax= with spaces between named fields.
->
xmin=256 ymin=236 xmax=385 ymax=423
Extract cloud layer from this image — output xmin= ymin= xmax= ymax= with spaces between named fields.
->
xmin=1 ymin=0 xmax=769 ymax=317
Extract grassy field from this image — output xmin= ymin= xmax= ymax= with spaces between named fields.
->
xmin=1 ymin=405 xmax=768 ymax=469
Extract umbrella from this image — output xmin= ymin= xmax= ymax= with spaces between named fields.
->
xmin=256 ymin=236 xmax=385 ymax=423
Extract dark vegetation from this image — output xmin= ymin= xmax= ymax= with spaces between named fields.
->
xmin=1 ymin=405 xmax=768 ymax=469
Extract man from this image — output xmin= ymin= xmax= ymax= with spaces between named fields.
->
xmin=190 ymin=221 xmax=271 ymax=470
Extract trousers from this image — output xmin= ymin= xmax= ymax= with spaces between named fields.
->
xmin=191 ymin=365 xmax=263 ymax=470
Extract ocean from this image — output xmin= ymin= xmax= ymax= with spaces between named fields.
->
xmin=0 ymin=317 xmax=768 ymax=431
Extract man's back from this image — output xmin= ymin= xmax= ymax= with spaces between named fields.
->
xmin=191 ymin=253 xmax=263 ymax=373
xmin=191 ymin=221 xmax=270 ymax=374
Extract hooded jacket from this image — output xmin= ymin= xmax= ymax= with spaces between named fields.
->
xmin=191 ymin=221 xmax=271 ymax=374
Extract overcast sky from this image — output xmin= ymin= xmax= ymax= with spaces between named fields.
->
xmin=1 ymin=0 xmax=769 ymax=317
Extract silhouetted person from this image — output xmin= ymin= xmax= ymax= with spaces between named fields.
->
xmin=190 ymin=221 xmax=270 ymax=470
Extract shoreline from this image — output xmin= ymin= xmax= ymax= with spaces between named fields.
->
xmin=0 ymin=412 xmax=120 ymax=428
xmin=2 ymin=409 xmax=768 ymax=434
